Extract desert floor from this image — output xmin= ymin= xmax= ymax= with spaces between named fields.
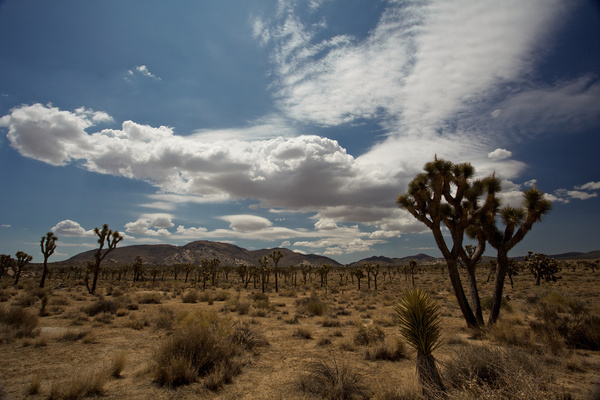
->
xmin=1 ymin=266 xmax=599 ymax=399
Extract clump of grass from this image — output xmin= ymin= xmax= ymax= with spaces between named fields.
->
xmin=26 ymin=374 xmax=42 ymax=396
xmin=298 ymin=355 xmax=370 ymax=400
xmin=12 ymin=293 xmax=37 ymax=307
xmin=318 ymin=337 xmax=332 ymax=346
xmin=182 ymin=290 xmax=198 ymax=303
xmin=293 ymin=327 xmax=313 ymax=339
xmin=152 ymin=306 xmax=175 ymax=331
xmin=230 ymin=321 xmax=269 ymax=352
xmin=48 ymin=368 xmax=108 ymax=400
xmin=138 ymin=292 xmax=162 ymax=304
xmin=213 ymin=290 xmax=230 ymax=301
xmin=444 ymin=343 xmax=549 ymax=399
xmin=322 ymin=316 xmax=342 ymax=327
xmin=110 ymin=352 xmax=127 ymax=378
xmin=152 ymin=310 xmax=243 ymax=389
xmin=0 ymin=305 xmax=39 ymax=342
xmin=221 ymin=295 xmax=251 ymax=315
xmin=58 ymin=329 xmax=91 ymax=342
xmin=296 ymin=292 xmax=328 ymax=316
xmin=83 ymin=298 xmax=118 ymax=316
xmin=365 ymin=339 xmax=408 ymax=361
xmin=354 ymin=323 xmax=385 ymax=346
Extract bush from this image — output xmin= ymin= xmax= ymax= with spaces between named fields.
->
xmin=83 ymin=299 xmax=118 ymax=316
xmin=354 ymin=324 xmax=385 ymax=346
xmin=48 ymin=367 xmax=108 ymax=399
xmin=365 ymin=339 xmax=408 ymax=361
xmin=444 ymin=343 xmax=546 ymax=399
xmin=153 ymin=307 xmax=175 ymax=331
xmin=182 ymin=291 xmax=198 ymax=303
xmin=0 ymin=305 xmax=39 ymax=341
xmin=152 ymin=311 xmax=243 ymax=388
xmin=298 ymin=356 xmax=370 ymax=400
xmin=293 ymin=327 xmax=313 ymax=339
xmin=138 ymin=293 xmax=162 ymax=304
xmin=296 ymin=293 xmax=328 ymax=316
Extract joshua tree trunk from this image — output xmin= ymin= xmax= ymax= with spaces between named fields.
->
xmin=417 ymin=352 xmax=446 ymax=399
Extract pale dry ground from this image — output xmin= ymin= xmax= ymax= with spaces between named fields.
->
xmin=1 ymin=267 xmax=599 ymax=399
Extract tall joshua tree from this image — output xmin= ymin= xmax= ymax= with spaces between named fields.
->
xmin=479 ymin=186 xmax=552 ymax=324
xmin=14 ymin=251 xmax=33 ymax=285
xmin=269 ymin=249 xmax=284 ymax=293
xmin=40 ymin=232 xmax=58 ymax=288
xmin=87 ymin=224 xmax=123 ymax=294
xmin=397 ymin=157 xmax=499 ymax=328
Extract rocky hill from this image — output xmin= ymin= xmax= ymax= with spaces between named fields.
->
xmin=64 ymin=240 xmax=343 ymax=267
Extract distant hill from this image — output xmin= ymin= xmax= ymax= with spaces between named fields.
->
xmin=64 ymin=240 xmax=342 ymax=267
xmin=58 ymin=240 xmax=599 ymax=267
xmin=348 ymin=253 xmax=440 ymax=268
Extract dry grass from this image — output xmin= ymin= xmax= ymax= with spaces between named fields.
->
xmin=298 ymin=355 xmax=371 ymax=400
xmin=0 ymin=266 xmax=598 ymax=399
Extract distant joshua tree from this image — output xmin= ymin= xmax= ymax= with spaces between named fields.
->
xmin=269 ymin=249 xmax=284 ymax=293
xmin=524 ymin=251 xmax=561 ymax=286
xmin=0 ymin=254 xmax=16 ymax=281
xmin=86 ymin=224 xmax=123 ymax=294
xmin=14 ymin=251 xmax=33 ymax=285
xmin=40 ymin=232 xmax=58 ymax=288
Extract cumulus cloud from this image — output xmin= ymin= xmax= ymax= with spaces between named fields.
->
xmin=219 ymin=215 xmax=273 ymax=232
xmin=51 ymin=220 xmax=95 ymax=237
xmin=124 ymin=214 xmax=174 ymax=236
xmin=488 ymin=148 xmax=512 ymax=161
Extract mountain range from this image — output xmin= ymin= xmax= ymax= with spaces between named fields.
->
xmin=60 ymin=240 xmax=600 ymax=267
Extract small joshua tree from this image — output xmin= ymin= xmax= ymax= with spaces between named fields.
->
xmin=87 ymin=224 xmax=123 ymax=294
xmin=14 ymin=251 xmax=33 ymax=285
xmin=395 ymin=289 xmax=445 ymax=399
xmin=40 ymin=232 xmax=58 ymax=288
xmin=268 ymin=249 xmax=284 ymax=293
xmin=524 ymin=251 xmax=561 ymax=286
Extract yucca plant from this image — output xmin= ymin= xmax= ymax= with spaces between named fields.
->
xmin=394 ymin=289 xmax=445 ymax=399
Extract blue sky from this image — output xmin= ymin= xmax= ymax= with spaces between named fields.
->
xmin=1 ymin=0 xmax=599 ymax=264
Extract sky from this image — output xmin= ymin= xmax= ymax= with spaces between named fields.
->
xmin=0 ymin=0 xmax=599 ymax=265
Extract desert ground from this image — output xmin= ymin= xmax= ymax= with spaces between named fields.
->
xmin=1 ymin=263 xmax=599 ymax=400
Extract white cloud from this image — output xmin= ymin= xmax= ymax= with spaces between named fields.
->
xmin=219 ymin=215 xmax=273 ymax=232
xmin=1 ymin=224 xmax=10 ymax=228
xmin=127 ymin=65 xmax=161 ymax=81
xmin=124 ymin=214 xmax=174 ymax=236
xmin=51 ymin=220 xmax=95 ymax=237
xmin=567 ymin=190 xmax=598 ymax=201
xmin=281 ymin=240 xmax=291 ymax=246
xmin=575 ymin=181 xmax=600 ymax=191
xmin=488 ymin=148 xmax=512 ymax=161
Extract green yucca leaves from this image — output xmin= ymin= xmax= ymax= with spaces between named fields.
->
xmin=394 ymin=289 xmax=442 ymax=355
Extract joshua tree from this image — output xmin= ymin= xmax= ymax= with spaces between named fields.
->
xmin=524 ymin=251 xmax=561 ymax=286
xmin=269 ymin=249 xmax=284 ymax=292
xmin=14 ymin=251 xmax=33 ymax=285
xmin=132 ymin=255 xmax=145 ymax=282
xmin=395 ymin=289 xmax=445 ymax=399
xmin=40 ymin=232 xmax=58 ymax=288
xmin=87 ymin=224 xmax=123 ymax=294
xmin=353 ymin=268 xmax=365 ymax=290
xmin=258 ymin=256 xmax=270 ymax=293
xmin=407 ymin=260 xmax=419 ymax=287
xmin=479 ymin=186 xmax=552 ymax=324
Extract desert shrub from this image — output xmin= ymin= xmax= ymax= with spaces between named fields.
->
xmin=443 ymin=343 xmax=547 ymax=399
xmin=296 ymin=293 xmax=328 ymax=316
xmin=213 ymin=290 xmax=230 ymax=301
xmin=318 ymin=337 xmax=332 ymax=346
xmin=365 ymin=339 xmax=408 ymax=361
xmin=12 ymin=293 xmax=37 ymax=307
xmin=48 ymin=367 xmax=108 ymax=399
xmin=481 ymin=295 xmax=512 ymax=313
xmin=197 ymin=291 xmax=213 ymax=303
xmin=298 ymin=356 xmax=370 ymax=400
xmin=354 ymin=323 xmax=385 ymax=346
xmin=250 ymin=309 xmax=269 ymax=318
xmin=138 ymin=292 xmax=162 ymax=304
xmin=221 ymin=294 xmax=251 ymax=315
xmin=252 ymin=292 xmax=269 ymax=302
xmin=153 ymin=311 xmax=243 ymax=389
xmin=182 ymin=290 xmax=198 ymax=303
xmin=487 ymin=321 xmax=535 ymax=349
xmin=322 ymin=316 xmax=342 ymax=327
xmin=231 ymin=321 xmax=269 ymax=351
xmin=59 ymin=329 xmax=91 ymax=342
xmin=0 ymin=305 xmax=39 ymax=341
xmin=153 ymin=306 xmax=175 ymax=331
xmin=93 ymin=312 xmax=114 ymax=324
xmin=533 ymin=294 xmax=600 ymax=350
xmin=110 ymin=352 xmax=127 ymax=378
xmin=26 ymin=374 xmax=42 ymax=396
xmin=83 ymin=298 xmax=118 ymax=316
xmin=293 ymin=327 xmax=313 ymax=339
xmin=254 ymin=299 xmax=272 ymax=310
